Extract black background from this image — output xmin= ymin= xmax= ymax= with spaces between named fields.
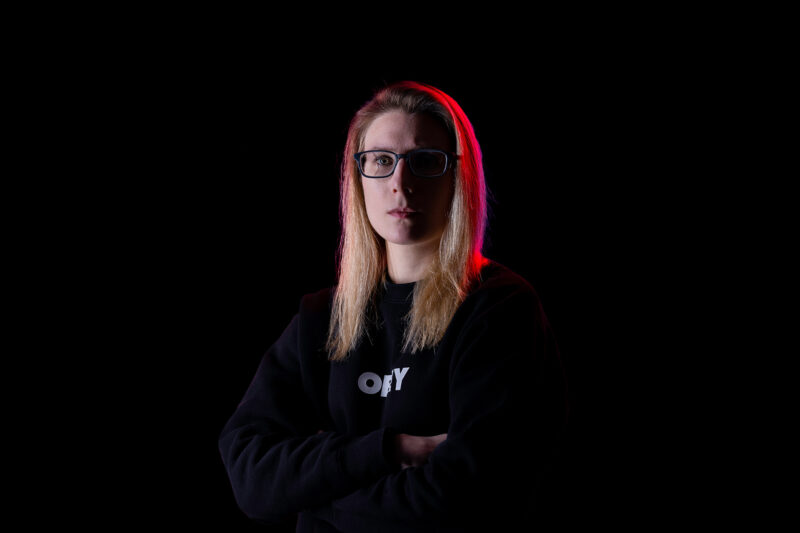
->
xmin=73 ymin=39 xmax=725 ymax=529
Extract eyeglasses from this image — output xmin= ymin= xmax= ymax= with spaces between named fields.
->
xmin=354 ymin=149 xmax=456 ymax=179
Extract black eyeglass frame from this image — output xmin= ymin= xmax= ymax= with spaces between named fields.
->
xmin=353 ymin=149 xmax=459 ymax=179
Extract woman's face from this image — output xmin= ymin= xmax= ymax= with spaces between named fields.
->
xmin=360 ymin=110 xmax=455 ymax=248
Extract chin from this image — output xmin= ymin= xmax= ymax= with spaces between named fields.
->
xmin=383 ymin=234 xmax=418 ymax=246
xmin=381 ymin=229 xmax=440 ymax=247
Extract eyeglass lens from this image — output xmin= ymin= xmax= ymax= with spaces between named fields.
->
xmin=359 ymin=150 xmax=447 ymax=178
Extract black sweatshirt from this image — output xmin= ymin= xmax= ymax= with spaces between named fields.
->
xmin=219 ymin=261 xmax=568 ymax=532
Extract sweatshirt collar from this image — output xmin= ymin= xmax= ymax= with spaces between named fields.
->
xmin=383 ymin=278 xmax=416 ymax=303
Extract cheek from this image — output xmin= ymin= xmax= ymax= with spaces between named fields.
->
xmin=436 ymin=179 xmax=456 ymax=230
xmin=361 ymin=180 xmax=382 ymax=219
xmin=430 ymin=177 xmax=455 ymax=217
xmin=444 ymin=177 xmax=456 ymax=209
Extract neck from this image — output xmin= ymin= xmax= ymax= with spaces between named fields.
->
xmin=386 ymin=240 xmax=439 ymax=284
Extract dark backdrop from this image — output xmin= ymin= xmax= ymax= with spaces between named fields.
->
xmin=105 ymin=50 xmax=695 ymax=529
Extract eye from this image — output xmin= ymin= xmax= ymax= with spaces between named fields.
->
xmin=359 ymin=151 xmax=397 ymax=178
xmin=373 ymin=154 xmax=395 ymax=167
xmin=409 ymin=150 xmax=447 ymax=176
xmin=412 ymin=152 xmax=439 ymax=169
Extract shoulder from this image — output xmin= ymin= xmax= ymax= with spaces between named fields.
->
xmin=299 ymin=286 xmax=334 ymax=316
xmin=297 ymin=287 xmax=334 ymax=332
xmin=289 ymin=287 xmax=334 ymax=356
xmin=477 ymin=260 xmax=535 ymax=291
xmin=456 ymin=259 xmax=548 ymax=328
xmin=472 ymin=260 xmax=540 ymax=305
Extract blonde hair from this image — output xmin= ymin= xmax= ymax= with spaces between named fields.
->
xmin=326 ymin=81 xmax=488 ymax=361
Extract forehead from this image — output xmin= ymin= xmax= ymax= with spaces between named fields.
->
xmin=363 ymin=110 xmax=450 ymax=151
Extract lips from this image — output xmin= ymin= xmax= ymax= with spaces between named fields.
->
xmin=388 ymin=207 xmax=418 ymax=219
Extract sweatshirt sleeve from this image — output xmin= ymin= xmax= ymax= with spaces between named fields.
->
xmin=313 ymin=286 xmax=569 ymax=531
xmin=218 ymin=312 xmax=398 ymax=525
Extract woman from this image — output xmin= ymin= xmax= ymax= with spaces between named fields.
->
xmin=219 ymin=81 xmax=568 ymax=531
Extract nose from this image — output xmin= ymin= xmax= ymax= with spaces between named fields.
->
xmin=391 ymin=158 xmax=415 ymax=194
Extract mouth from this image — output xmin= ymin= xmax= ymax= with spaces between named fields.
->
xmin=388 ymin=208 xmax=418 ymax=219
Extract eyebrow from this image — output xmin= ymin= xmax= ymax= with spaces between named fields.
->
xmin=363 ymin=145 xmax=444 ymax=152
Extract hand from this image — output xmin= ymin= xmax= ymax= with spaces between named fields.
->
xmin=392 ymin=433 xmax=447 ymax=469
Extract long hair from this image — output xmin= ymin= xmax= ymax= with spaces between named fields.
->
xmin=326 ymin=81 xmax=488 ymax=361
